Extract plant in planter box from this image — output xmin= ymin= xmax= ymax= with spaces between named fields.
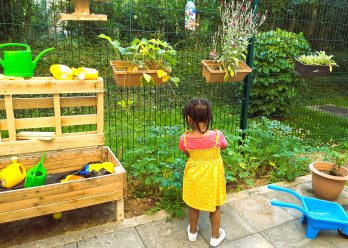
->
xmin=309 ymin=143 xmax=348 ymax=201
xmin=99 ymin=35 xmax=180 ymax=87
xmin=295 ymin=51 xmax=338 ymax=77
xmin=202 ymin=0 xmax=266 ymax=83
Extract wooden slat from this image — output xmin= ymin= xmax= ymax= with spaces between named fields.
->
xmin=4 ymin=95 xmax=16 ymax=141
xmin=0 ymin=96 xmax=97 ymax=111
xmin=61 ymin=114 xmax=97 ymax=126
xmin=0 ymin=134 xmax=104 ymax=156
xmin=17 ymin=131 xmax=56 ymax=141
xmin=0 ymin=146 xmax=104 ymax=171
xmin=97 ymin=92 xmax=104 ymax=134
xmin=0 ymin=181 xmax=122 ymax=212
xmin=106 ymin=146 xmax=127 ymax=199
xmin=0 ymin=174 xmax=118 ymax=204
xmin=0 ymin=192 xmax=120 ymax=224
xmin=0 ymin=77 xmax=103 ymax=95
xmin=60 ymin=13 xmax=107 ymax=21
xmin=0 ymin=114 xmax=97 ymax=131
xmin=0 ymin=117 xmax=54 ymax=130
xmin=54 ymin=94 xmax=62 ymax=136
xmin=116 ymin=198 xmax=124 ymax=221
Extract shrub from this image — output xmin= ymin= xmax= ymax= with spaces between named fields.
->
xmin=250 ymin=28 xmax=311 ymax=116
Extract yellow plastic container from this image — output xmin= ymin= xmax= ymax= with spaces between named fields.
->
xmin=89 ymin=162 xmax=114 ymax=174
xmin=0 ymin=157 xmax=26 ymax=188
xmin=72 ymin=67 xmax=99 ymax=80
xmin=50 ymin=64 xmax=73 ymax=80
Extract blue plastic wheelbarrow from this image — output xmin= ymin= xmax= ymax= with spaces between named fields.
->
xmin=268 ymin=184 xmax=348 ymax=239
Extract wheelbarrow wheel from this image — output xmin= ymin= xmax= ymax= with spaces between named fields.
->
xmin=338 ymin=229 xmax=348 ymax=239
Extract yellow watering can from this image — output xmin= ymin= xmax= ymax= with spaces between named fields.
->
xmin=0 ymin=157 xmax=26 ymax=188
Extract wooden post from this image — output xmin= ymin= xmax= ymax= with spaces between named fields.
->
xmin=4 ymin=95 xmax=16 ymax=141
xmin=53 ymin=94 xmax=62 ymax=136
xmin=116 ymin=198 xmax=124 ymax=221
xmin=97 ymin=92 xmax=104 ymax=134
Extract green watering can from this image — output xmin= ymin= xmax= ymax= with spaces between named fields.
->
xmin=0 ymin=43 xmax=54 ymax=78
xmin=24 ymin=153 xmax=47 ymax=188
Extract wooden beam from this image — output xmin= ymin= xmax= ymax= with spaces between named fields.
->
xmin=0 ymin=117 xmax=55 ymax=130
xmin=53 ymin=94 xmax=62 ymax=136
xmin=4 ymin=95 xmax=16 ymax=141
xmin=0 ymin=192 xmax=120 ymax=224
xmin=61 ymin=114 xmax=97 ymax=127
xmin=97 ymin=92 xmax=104 ymax=134
xmin=0 ymin=96 xmax=97 ymax=110
xmin=0 ymin=133 xmax=104 ymax=156
xmin=60 ymin=13 xmax=107 ymax=21
xmin=0 ymin=77 xmax=103 ymax=95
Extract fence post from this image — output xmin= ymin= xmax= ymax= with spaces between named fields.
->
xmin=239 ymin=0 xmax=259 ymax=139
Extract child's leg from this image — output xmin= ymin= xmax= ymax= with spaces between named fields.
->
xmin=210 ymin=206 xmax=221 ymax=238
xmin=189 ymin=207 xmax=200 ymax=233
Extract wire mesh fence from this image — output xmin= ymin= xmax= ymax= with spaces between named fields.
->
xmin=0 ymin=0 xmax=347 ymax=161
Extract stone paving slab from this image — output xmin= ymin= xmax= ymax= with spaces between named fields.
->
xmin=263 ymin=189 xmax=303 ymax=219
xmin=197 ymin=204 xmax=257 ymax=246
xmin=135 ymin=218 xmax=209 ymax=248
xmin=77 ymin=227 xmax=144 ymax=248
xmin=227 ymin=194 xmax=295 ymax=232
xmin=9 ymin=210 xmax=168 ymax=248
xmin=260 ymin=220 xmax=346 ymax=248
xmin=219 ymin=233 xmax=275 ymax=248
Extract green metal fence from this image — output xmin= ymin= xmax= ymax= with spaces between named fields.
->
xmin=0 ymin=0 xmax=347 ymax=160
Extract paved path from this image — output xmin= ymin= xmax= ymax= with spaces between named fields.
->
xmin=9 ymin=175 xmax=348 ymax=248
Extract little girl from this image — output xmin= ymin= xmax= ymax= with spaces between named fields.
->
xmin=179 ymin=98 xmax=227 ymax=247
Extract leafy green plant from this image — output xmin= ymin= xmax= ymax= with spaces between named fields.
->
xmin=123 ymin=119 xmax=324 ymax=217
xmin=222 ymin=117 xmax=316 ymax=183
xmin=251 ymin=28 xmax=311 ymax=116
xmin=123 ymin=126 xmax=185 ymax=218
xmin=297 ymin=51 xmax=338 ymax=68
xmin=211 ymin=0 xmax=266 ymax=81
xmin=99 ymin=35 xmax=180 ymax=86
xmin=323 ymin=141 xmax=348 ymax=176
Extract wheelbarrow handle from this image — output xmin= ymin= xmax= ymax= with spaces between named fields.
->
xmin=271 ymin=200 xmax=308 ymax=215
xmin=268 ymin=184 xmax=303 ymax=202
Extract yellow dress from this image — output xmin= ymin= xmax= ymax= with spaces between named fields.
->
xmin=182 ymin=131 xmax=226 ymax=212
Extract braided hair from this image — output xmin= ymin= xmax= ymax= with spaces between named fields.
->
xmin=182 ymin=98 xmax=213 ymax=134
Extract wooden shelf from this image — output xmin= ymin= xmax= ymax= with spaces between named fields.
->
xmin=0 ymin=77 xmax=104 ymax=95
xmin=60 ymin=0 xmax=108 ymax=21
xmin=60 ymin=13 xmax=107 ymax=21
xmin=0 ymin=77 xmax=104 ymax=155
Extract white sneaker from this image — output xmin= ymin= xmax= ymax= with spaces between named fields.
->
xmin=210 ymin=228 xmax=226 ymax=247
xmin=187 ymin=224 xmax=199 ymax=241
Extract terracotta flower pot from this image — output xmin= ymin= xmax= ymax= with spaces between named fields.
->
xmin=201 ymin=60 xmax=252 ymax=83
xmin=294 ymin=60 xmax=332 ymax=77
xmin=110 ymin=60 xmax=170 ymax=87
xmin=309 ymin=161 xmax=348 ymax=201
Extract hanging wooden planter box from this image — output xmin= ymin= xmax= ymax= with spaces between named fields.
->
xmin=110 ymin=60 xmax=170 ymax=87
xmin=0 ymin=77 xmax=126 ymax=224
xmin=294 ymin=60 xmax=332 ymax=77
xmin=201 ymin=60 xmax=252 ymax=83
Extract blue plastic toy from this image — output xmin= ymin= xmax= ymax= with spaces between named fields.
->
xmin=268 ymin=184 xmax=348 ymax=239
